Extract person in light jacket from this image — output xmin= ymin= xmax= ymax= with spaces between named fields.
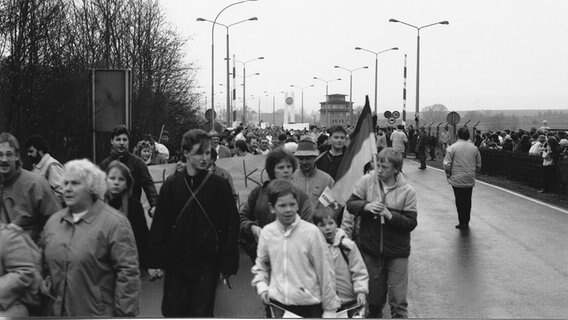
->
xmin=443 ymin=127 xmax=482 ymax=229
xmin=41 ymin=159 xmax=140 ymax=317
xmin=314 ymin=207 xmax=368 ymax=317
xmin=252 ymin=179 xmax=340 ymax=318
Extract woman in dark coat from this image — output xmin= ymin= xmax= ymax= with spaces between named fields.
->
xmin=104 ymin=160 xmax=150 ymax=269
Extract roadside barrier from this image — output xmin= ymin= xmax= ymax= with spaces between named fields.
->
xmin=479 ymin=149 xmax=568 ymax=194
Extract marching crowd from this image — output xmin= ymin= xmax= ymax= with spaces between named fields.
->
xmin=6 ymin=117 xmax=557 ymax=318
xmin=0 ymin=121 xmax=422 ymax=318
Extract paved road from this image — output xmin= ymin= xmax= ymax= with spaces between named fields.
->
xmin=406 ymin=159 xmax=567 ymax=318
xmin=140 ymin=159 xmax=568 ymax=318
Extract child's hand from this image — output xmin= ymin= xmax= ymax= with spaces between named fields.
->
xmin=364 ymin=201 xmax=385 ymax=214
xmin=357 ymin=293 xmax=366 ymax=306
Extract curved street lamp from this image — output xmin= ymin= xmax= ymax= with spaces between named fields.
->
xmin=197 ymin=16 xmax=258 ymax=125
xmin=313 ymin=77 xmax=341 ymax=127
xmin=354 ymin=46 xmax=398 ymax=116
xmin=290 ymin=84 xmax=314 ymax=123
xmin=199 ymin=0 xmax=257 ymax=131
xmin=333 ymin=65 xmax=368 ymax=126
xmin=389 ymin=18 xmax=449 ymax=128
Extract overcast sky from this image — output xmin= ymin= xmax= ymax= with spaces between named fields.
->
xmin=161 ymin=0 xmax=568 ymax=118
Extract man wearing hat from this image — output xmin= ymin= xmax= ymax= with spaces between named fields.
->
xmin=292 ymin=138 xmax=334 ymax=211
xmin=210 ymin=131 xmax=232 ymax=159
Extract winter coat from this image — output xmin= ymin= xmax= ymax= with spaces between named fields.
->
xmin=252 ymin=215 xmax=340 ymax=312
xmin=239 ymin=181 xmax=313 ymax=261
xmin=31 ymin=153 xmax=65 ymax=206
xmin=443 ymin=139 xmax=482 ymax=188
xmin=106 ymin=195 xmax=150 ymax=269
xmin=0 ymin=223 xmax=38 ymax=316
xmin=148 ymin=170 xmax=239 ymax=275
xmin=346 ymin=173 xmax=417 ymax=258
xmin=0 ymin=167 xmax=60 ymax=243
xmin=42 ymin=201 xmax=140 ymax=317
xmin=291 ymin=168 xmax=334 ymax=212
xmin=99 ymin=152 xmax=158 ymax=208
xmin=316 ymin=147 xmax=347 ymax=180
xmin=327 ymin=229 xmax=368 ymax=304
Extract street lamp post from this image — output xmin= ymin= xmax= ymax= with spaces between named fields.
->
xmin=290 ymin=84 xmax=314 ymax=123
xmin=313 ymin=77 xmax=341 ymax=127
xmin=196 ymin=16 xmax=257 ymax=126
xmin=198 ymin=0 xmax=257 ymax=131
xmin=235 ymin=57 xmax=263 ymax=124
xmin=389 ymin=18 xmax=449 ymax=128
xmin=265 ymin=91 xmax=284 ymax=126
xmin=333 ymin=65 xmax=368 ymax=126
xmin=354 ymin=46 xmax=398 ymax=116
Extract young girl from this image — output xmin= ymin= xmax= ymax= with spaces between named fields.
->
xmin=104 ymin=160 xmax=150 ymax=270
xmin=133 ymin=140 xmax=153 ymax=165
xmin=252 ymin=179 xmax=339 ymax=318
xmin=314 ymin=206 xmax=368 ymax=317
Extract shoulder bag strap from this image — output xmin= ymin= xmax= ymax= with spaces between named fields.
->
xmin=173 ymin=172 xmax=212 ymax=227
xmin=338 ymin=235 xmax=350 ymax=265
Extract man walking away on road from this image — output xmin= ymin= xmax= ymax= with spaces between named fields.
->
xmin=390 ymin=125 xmax=408 ymax=158
xmin=24 ymin=135 xmax=65 ymax=206
xmin=443 ymin=127 xmax=481 ymax=230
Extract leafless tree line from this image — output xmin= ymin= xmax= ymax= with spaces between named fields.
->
xmin=0 ymin=0 xmax=200 ymax=162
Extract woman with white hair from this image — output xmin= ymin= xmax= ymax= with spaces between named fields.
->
xmin=41 ymin=159 xmax=140 ymax=317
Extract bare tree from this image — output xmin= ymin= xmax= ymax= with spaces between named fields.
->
xmin=0 ymin=0 xmax=200 ymax=161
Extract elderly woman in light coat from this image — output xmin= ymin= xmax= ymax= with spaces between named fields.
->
xmin=41 ymin=159 xmax=140 ymax=317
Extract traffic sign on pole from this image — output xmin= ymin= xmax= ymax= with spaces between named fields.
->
xmin=446 ymin=111 xmax=460 ymax=125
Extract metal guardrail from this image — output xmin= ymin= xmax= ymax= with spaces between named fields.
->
xmin=479 ymin=149 xmax=568 ymax=194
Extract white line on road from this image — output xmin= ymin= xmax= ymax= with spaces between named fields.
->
xmin=408 ymin=160 xmax=568 ymax=216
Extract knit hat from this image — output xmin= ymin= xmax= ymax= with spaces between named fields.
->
xmin=294 ymin=138 xmax=319 ymax=157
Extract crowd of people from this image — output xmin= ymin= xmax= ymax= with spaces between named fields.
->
xmin=0 ymin=121 xmax=417 ymax=318
xmin=0 ymin=117 xmax=561 ymax=317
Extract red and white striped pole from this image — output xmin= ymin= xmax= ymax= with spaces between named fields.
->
xmin=402 ymin=54 xmax=407 ymax=126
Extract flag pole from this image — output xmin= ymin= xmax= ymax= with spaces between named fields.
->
xmin=372 ymin=152 xmax=385 ymax=224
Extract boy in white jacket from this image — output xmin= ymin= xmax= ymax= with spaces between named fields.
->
xmin=314 ymin=207 xmax=368 ymax=317
xmin=252 ymin=179 xmax=340 ymax=318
